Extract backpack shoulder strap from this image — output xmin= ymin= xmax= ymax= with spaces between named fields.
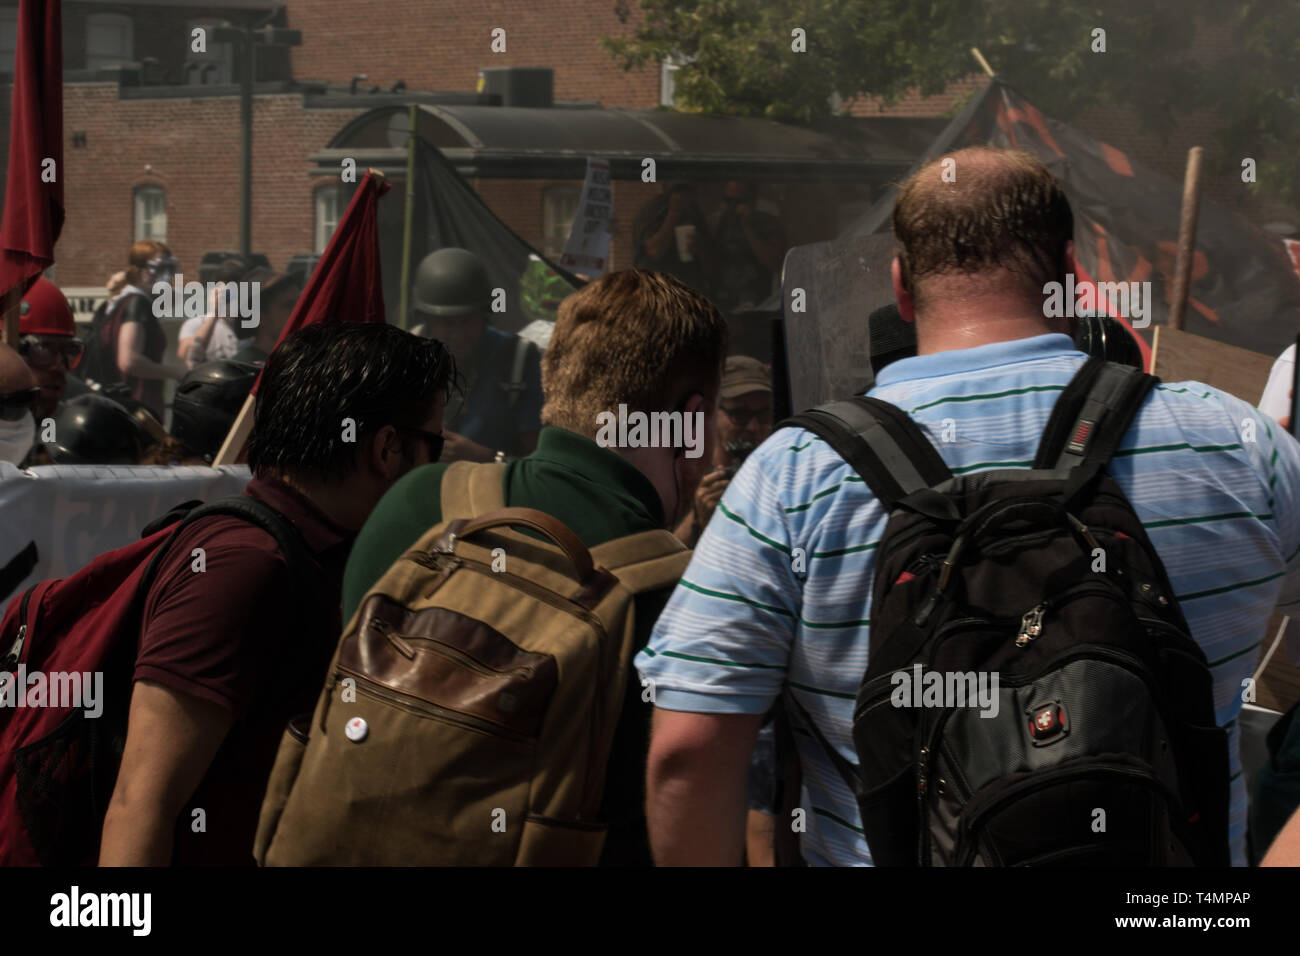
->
xmin=777 ymin=396 xmax=953 ymax=512
xmin=439 ymin=461 xmax=508 ymax=519
xmin=1033 ymin=358 xmax=1159 ymax=477
xmin=589 ymin=529 xmax=690 ymax=596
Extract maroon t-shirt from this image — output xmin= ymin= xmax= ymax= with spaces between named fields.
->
xmin=133 ymin=476 xmax=355 ymax=865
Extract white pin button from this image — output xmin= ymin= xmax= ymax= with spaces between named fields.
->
xmin=345 ymin=716 xmax=369 ymax=742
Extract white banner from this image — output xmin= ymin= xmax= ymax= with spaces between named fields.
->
xmin=0 ymin=462 xmax=251 ymax=605
xmin=558 ymin=158 xmax=614 ymax=276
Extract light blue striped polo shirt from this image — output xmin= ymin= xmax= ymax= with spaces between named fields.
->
xmin=637 ymin=333 xmax=1300 ymax=867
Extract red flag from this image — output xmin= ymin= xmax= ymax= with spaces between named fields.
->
xmin=0 ymin=0 xmax=64 ymax=296
xmin=252 ymin=170 xmax=390 ymax=394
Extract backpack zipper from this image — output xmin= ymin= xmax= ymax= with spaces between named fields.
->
xmin=348 ymin=672 xmax=533 ymax=744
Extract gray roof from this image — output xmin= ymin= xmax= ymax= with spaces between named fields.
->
xmin=312 ymin=104 xmax=945 ymax=182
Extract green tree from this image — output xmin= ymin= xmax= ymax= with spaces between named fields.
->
xmin=603 ymin=1 xmax=1220 ymax=127
xmin=607 ymin=1 xmax=1300 ymax=205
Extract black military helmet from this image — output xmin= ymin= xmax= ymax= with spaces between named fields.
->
xmin=45 ymin=394 xmax=152 ymax=465
xmin=412 ymin=247 xmax=493 ymax=318
xmin=171 ymin=360 xmax=260 ymax=463
xmin=1073 ymin=314 xmax=1144 ymax=370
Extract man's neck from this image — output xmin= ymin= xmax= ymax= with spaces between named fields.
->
xmin=914 ymin=300 xmax=1066 ymax=356
xmin=272 ymin=471 xmax=372 ymax=532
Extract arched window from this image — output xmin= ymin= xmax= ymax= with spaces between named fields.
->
xmin=134 ymin=186 xmax=167 ymax=242
xmin=542 ymin=185 xmax=582 ymax=258
xmin=315 ymin=185 xmax=345 ymax=254
xmin=86 ymin=13 xmax=134 ymax=71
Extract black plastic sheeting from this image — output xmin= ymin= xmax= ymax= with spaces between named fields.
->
xmin=371 ymin=136 xmax=584 ymax=333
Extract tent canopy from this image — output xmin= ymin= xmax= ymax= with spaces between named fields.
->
xmin=314 ymin=104 xmax=944 ymax=182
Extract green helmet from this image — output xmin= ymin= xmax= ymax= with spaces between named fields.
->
xmin=412 ymin=247 xmax=493 ymax=318
xmin=519 ymin=253 xmax=573 ymax=324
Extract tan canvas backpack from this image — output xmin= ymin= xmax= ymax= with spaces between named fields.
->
xmin=254 ymin=461 xmax=689 ymax=865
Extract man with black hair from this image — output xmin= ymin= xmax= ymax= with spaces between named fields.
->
xmin=99 ymin=322 xmax=456 ymax=866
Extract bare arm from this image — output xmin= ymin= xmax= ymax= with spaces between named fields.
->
xmin=118 ymin=321 xmax=184 ymax=381
xmin=643 ymin=204 xmax=681 ymax=262
xmin=99 ymin=679 xmax=233 ymax=866
xmin=645 ymin=708 xmax=763 ymax=865
xmin=1262 ymin=801 xmax=1300 ymax=865
xmin=742 ymin=212 xmax=785 ymax=273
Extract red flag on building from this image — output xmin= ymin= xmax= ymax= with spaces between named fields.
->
xmin=0 ymin=0 xmax=64 ymax=298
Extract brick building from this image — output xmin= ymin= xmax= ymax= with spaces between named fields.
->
xmin=0 ymin=0 xmax=1290 ymax=313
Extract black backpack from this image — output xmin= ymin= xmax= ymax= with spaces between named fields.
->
xmin=777 ymin=358 xmax=1230 ymax=866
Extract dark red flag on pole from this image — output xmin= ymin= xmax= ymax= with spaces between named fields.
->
xmin=0 ymin=0 xmax=64 ymax=301
xmin=213 ymin=170 xmax=391 ymax=463
xmin=261 ymin=169 xmax=391 ymax=355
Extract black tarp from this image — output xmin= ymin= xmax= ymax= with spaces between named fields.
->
xmin=844 ymin=78 xmax=1300 ymax=357
xmin=371 ymin=135 xmax=584 ymax=333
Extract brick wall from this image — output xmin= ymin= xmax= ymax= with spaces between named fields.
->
xmin=56 ymin=83 xmax=364 ymax=286
xmin=285 ymin=0 xmax=660 ymax=107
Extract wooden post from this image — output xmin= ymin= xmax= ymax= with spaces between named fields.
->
xmin=398 ymin=105 xmax=417 ymax=331
xmin=2 ymin=286 xmax=22 ymax=348
xmin=1168 ymin=146 xmax=1205 ymax=332
xmin=212 ymin=392 xmax=255 ymax=467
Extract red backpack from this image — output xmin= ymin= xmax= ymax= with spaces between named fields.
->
xmin=0 ymin=496 xmax=321 ymax=866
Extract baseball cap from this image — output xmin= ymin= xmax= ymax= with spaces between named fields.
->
xmin=721 ymin=355 xmax=771 ymax=400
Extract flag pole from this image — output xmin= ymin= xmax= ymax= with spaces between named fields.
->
xmin=1168 ymin=146 xmax=1205 ymax=332
xmin=970 ymin=48 xmax=996 ymax=78
xmin=398 ymin=104 xmax=417 ymax=330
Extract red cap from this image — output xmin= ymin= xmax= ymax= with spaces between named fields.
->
xmin=19 ymin=277 xmax=76 ymax=337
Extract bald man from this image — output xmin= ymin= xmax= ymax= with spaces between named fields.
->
xmin=0 ymin=343 xmax=39 ymax=466
xmin=640 ymin=146 xmax=1300 ymax=866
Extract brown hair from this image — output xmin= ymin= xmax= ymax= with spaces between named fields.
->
xmin=126 ymin=239 xmax=171 ymax=287
xmin=541 ymin=270 xmax=728 ymax=436
xmin=892 ymin=147 xmax=1073 ymax=305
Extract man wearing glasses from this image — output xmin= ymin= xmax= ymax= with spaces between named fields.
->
xmin=16 ymin=277 xmax=86 ymax=421
xmin=674 ymin=355 xmax=772 ymax=547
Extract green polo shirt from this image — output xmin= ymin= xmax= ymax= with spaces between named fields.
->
xmin=341 ymin=425 xmax=673 ymax=866
xmin=342 ymin=426 xmax=666 ymax=622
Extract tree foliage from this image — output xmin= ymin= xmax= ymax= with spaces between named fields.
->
xmin=604 ymin=1 xmax=1300 ymax=205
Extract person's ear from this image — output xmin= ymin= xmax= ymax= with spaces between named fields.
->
xmin=891 ymin=256 xmax=915 ymax=323
xmin=367 ymin=424 xmax=403 ymax=479
xmin=1061 ymin=239 xmax=1077 ymax=285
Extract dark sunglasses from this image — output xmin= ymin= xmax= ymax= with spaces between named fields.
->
xmin=398 ymin=426 xmax=445 ymax=463
xmin=0 ymin=387 xmax=40 ymax=423
xmin=19 ymin=335 xmax=84 ymax=371
xmin=721 ymin=405 xmax=772 ymax=427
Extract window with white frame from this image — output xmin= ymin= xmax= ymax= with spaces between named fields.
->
xmin=86 ymin=13 xmax=134 ymax=71
xmin=660 ymin=58 xmax=681 ymax=108
xmin=315 ymin=185 xmax=345 ymax=254
xmin=134 ymin=186 xmax=167 ymax=242
xmin=542 ymin=185 xmax=582 ymax=258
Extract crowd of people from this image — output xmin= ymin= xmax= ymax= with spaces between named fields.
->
xmin=4 ymin=146 xmax=1300 ymax=868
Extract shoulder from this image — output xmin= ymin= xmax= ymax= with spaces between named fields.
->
xmin=151 ymin=513 xmax=289 ymax=588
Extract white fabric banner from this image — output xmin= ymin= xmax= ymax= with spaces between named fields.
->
xmin=0 ymin=462 xmax=251 ymax=605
